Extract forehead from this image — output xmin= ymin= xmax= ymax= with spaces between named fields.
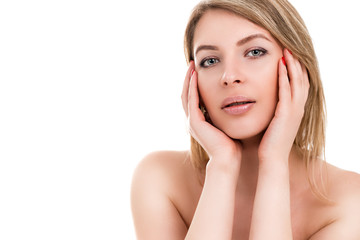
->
xmin=193 ymin=9 xmax=274 ymax=47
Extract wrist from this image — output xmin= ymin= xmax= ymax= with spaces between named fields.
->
xmin=258 ymin=158 xmax=289 ymax=177
xmin=259 ymin=153 xmax=290 ymax=164
xmin=206 ymin=155 xmax=241 ymax=177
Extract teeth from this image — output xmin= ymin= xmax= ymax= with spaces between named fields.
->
xmin=227 ymin=102 xmax=250 ymax=107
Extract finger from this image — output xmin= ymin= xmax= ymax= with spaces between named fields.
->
xmin=187 ymin=71 xmax=204 ymax=122
xmin=283 ymin=49 xmax=303 ymax=100
xmin=301 ymin=63 xmax=310 ymax=104
xmin=181 ymin=61 xmax=195 ymax=115
xmin=278 ymin=57 xmax=291 ymax=110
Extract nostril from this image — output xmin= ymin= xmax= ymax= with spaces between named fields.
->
xmin=234 ymin=80 xmax=241 ymax=84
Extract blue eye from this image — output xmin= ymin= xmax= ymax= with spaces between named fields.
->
xmin=246 ymin=48 xmax=267 ymax=58
xmin=200 ymin=57 xmax=219 ymax=68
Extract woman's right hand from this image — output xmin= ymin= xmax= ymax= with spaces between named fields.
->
xmin=181 ymin=61 xmax=242 ymax=170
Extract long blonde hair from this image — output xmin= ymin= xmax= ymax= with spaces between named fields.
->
xmin=184 ymin=0 xmax=328 ymax=200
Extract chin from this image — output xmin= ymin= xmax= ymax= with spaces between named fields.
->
xmin=223 ymin=127 xmax=265 ymax=141
xmin=211 ymin=117 xmax=270 ymax=142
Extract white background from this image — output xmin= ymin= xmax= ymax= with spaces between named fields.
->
xmin=0 ymin=0 xmax=359 ymax=239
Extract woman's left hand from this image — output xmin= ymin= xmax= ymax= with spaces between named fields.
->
xmin=258 ymin=49 xmax=310 ymax=162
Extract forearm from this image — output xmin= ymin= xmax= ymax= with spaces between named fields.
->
xmin=185 ymin=158 xmax=240 ymax=240
xmin=249 ymin=160 xmax=292 ymax=240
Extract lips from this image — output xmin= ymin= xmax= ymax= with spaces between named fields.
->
xmin=220 ymin=96 xmax=256 ymax=115
xmin=221 ymin=96 xmax=256 ymax=109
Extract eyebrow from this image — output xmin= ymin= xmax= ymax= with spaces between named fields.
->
xmin=194 ymin=33 xmax=271 ymax=56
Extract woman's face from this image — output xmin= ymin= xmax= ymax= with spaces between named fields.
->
xmin=193 ymin=9 xmax=284 ymax=140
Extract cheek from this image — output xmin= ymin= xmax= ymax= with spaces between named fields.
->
xmin=255 ymin=61 xmax=279 ymax=119
xmin=255 ymin=59 xmax=279 ymax=97
xmin=197 ymin=72 xmax=220 ymax=106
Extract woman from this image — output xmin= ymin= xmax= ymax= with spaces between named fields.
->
xmin=131 ymin=0 xmax=360 ymax=239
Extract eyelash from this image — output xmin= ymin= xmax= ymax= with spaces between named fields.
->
xmin=200 ymin=57 xmax=220 ymax=68
xmin=199 ymin=48 xmax=268 ymax=68
xmin=246 ymin=48 xmax=267 ymax=58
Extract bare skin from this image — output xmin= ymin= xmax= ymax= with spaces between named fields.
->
xmin=131 ymin=9 xmax=360 ymax=240
xmin=132 ymin=150 xmax=360 ymax=239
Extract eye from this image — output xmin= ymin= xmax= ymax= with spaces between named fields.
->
xmin=246 ymin=48 xmax=267 ymax=58
xmin=200 ymin=57 xmax=219 ymax=68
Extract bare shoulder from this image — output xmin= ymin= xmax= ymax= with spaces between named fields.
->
xmin=130 ymin=150 xmax=195 ymax=240
xmin=135 ymin=150 xmax=190 ymax=170
xmin=327 ymin=163 xmax=360 ymax=201
xmin=132 ymin=150 xmax=193 ymax=186
xmin=131 ymin=150 xmax=193 ymax=201
xmin=310 ymin=163 xmax=360 ymax=239
xmin=329 ymin=164 xmax=360 ymax=220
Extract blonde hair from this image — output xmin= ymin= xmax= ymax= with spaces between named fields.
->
xmin=184 ymin=0 xmax=328 ymax=200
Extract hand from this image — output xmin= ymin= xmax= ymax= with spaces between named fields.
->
xmin=258 ymin=49 xmax=310 ymax=161
xmin=181 ymin=61 xmax=242 ymax=169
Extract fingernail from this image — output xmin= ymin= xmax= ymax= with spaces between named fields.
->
xmin=288 ymin=49 xmax=293 ymax=55
xmin=191 ymin=69 xmax=194 ymax=75
xmin=282 ymin=57 xmax=286 ymax=65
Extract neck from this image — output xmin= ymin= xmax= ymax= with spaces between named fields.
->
xmin=236 ymin=134 xmax=306 ymax=196
xmin=236 ymin=134 xmax=262 ymax=195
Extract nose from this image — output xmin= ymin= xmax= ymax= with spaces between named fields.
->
xmin=220 ymin=60 xmax=244 ymax=87
xmin=222 ymin=78 xmax=241 ymax=86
